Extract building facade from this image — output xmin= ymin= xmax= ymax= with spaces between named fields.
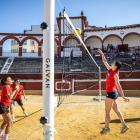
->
xmin=11 ymin=39 xmax=39 ymax=53
xmin=0 ymin=12 xmax=140 ymax=57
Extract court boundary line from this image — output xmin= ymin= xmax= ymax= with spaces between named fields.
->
xmin=22 ymin=102 xmax=140 ymax=107
xmin=61 ymin=103 xmax=140 ymax=106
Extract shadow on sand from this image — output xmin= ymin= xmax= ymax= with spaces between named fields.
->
xmin=100 ymin=118 xmax=140 ymax=124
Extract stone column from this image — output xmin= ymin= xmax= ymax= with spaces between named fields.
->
xmin=122 ymin=42 xmax=124 ymax=51
xmin=38 ymin=46 xmax=42 ymax=56
xmin=19 ymin=46 xmax=22 ymax=56
xmin=0 ymin=45 xmax=3 ymax=56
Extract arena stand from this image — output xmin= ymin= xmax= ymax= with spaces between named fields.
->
xmin=2 ymin=54 xmax=139 ymax=73
xmin=0 ymin=57 xmax=8 ymax=72
xmin=8 ymin=57 xmax=42 ymax=73
xmin=0 ymin=55 xmax=139 ymax=95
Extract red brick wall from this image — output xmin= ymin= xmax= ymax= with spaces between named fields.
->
xmin=0 ymin=71 xmax=139 ymax=80
xmin=0 ymin=72 xmax=139 ymax=91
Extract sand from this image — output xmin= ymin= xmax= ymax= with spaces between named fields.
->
xmin=0 ymin=94 xmax=139 ymax=140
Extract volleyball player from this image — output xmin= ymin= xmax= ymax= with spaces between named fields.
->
xmin=98 ymin=49 xmax=132 ymax=134
xmin=10 ymin=78 xmax=28 ymax=122
xmin=0 ymin=77 xmax=19 ymax=140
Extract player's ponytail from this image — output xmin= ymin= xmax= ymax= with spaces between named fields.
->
xmin=1 ymin=77 xmax=8 ymax=86
xmin=115 ymin=61 xmax=132 ymax=77
xmin=122 ymin=63 xmax=132 ymax=77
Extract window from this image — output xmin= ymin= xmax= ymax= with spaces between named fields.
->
xmin=23 ymin=41 xmax=27 ymax=45
xmin=12 ymin=49 xmax=17 ymax=53
xmin=31 ymin=50 xmax=34 ymax=53
xmin=14 ymin=40 xmax=17 ymax=44
xmin=23 ymin=49 xmax=27 ymax=53
xmin=11 ymin=40 xmax=14 ymax=44
xmin=31 ymin=41 xmax=35 ymax=45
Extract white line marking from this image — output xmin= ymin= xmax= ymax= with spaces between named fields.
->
xmin=61 ymin=103 xmax=140 ymax=106
xmin=19 ymin=102 xmax=140 ymax=107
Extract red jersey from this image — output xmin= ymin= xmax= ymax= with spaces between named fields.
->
xmin=1 ymin=85 xmax=12 ymax=106
xmin=12 ymin=85 xmax=24 ymax=100
xmin=106 ymin=69 xmax=119 ymax=92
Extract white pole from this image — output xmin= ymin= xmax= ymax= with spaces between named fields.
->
xmin=43 ymin=0 xmax=54 ymax=140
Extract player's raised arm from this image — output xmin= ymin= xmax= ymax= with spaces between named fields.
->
xmin=97 ymin=49 xmax=111 ymax=70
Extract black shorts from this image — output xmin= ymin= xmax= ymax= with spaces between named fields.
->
xmin=11 ymin=99 xmax=23 ymax=106
xmin=0 ymin=103 xmax=10 ymax=114
xmin=106 ymin=91 xmax=118 ymax=100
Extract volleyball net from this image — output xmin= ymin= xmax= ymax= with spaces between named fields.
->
xmin=56 ymin=9 xmax=102 ymax=108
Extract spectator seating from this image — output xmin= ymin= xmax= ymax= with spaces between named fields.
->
xmin=1 ymin=55 xmax=139 ymax=73
xmin=0 ymin=57 xmax=8 ymax=72
xmin=8 ymin=58 xmax=42 ymax=73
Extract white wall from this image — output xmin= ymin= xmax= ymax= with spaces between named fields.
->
xmin=84 ymin=27 xmax=140 ymax=42
xmin=65 ymin=39 xmax=78 ymax=47
xmin=25 ymin=25 xmax=58 ymax=34
xmin=85 ymin=38 xmax=102 ymax=49
xmin=123 ymin=34 xmax=140 ymax=47
xmin=25 ymin=25 xmax=43 ymax=34
xmin=22 ymin=53 xmax=38 ymax=57
xmin=61 ymin=35 xmax=82 ymax=45
xmin=54 ymin=24 xmax=59 ymax=34
xmin=104 ymin=36 xmax=122 ymax=48
xmin=1 ymin=53 xmax=42 ymax=57
xmin=61 ymin=18 xmax=82 ymax=35
xmin=2 ymin=53 xmax=18 ymax=57
xmin=0 ymin=35 xmax=5 ymax=41
xmin=22 ymin=39 xmax=30 ymax=52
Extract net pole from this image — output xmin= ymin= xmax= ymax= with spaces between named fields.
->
xmin=99 ymin=67 xmax=101 ymax=102
xmin=42 ymin=0 xmax=54 ymax=139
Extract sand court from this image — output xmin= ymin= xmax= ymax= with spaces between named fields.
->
xmin=1 ymin=94 xmax=139 ymax=140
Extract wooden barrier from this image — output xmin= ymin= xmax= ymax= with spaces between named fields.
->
xmin=0 ymin=80 xmax=139 ymax=91
xmin=77 ymin=90 xmax=140 ymax=96
xmin=0 ymin=71 xmax=140 ymax=79
xmin=0 ymin=72 xmax=139 ymax=95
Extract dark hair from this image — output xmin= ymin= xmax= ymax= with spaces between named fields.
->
xmin=14 ymin=78 xmax=20 ymax=82
xmin=115 ymin=61 xmax=132 ymax=77
xmin=1 ymin=77 xmax=9 ymax=86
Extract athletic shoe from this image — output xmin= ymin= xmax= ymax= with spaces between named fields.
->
xmin=120 ymin=125 xmax=129 ymax=133
xmin=0 ymin=135 xmax=4 ymax=139
xmin=23 ymin=111 xmax=28 ymax=117
xmin=100 ymin=127 xmax=111 ymax=134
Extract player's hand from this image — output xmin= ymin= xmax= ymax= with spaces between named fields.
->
xmin=97 ymin=49 xmax=103 ymax=55
xmin=24 ymin=97 xmax=27 ymax=101
xmin=15 ymin=85 xmax=19 ymax=91
xmin=123 ymin=96 xmax=130 ymax=102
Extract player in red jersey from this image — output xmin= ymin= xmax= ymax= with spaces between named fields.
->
xmin=0 ymin=77 xmax=19 ymax=140
xmin=10 ymin=78 xmax=28 ymax=121
xmin=98 ymin=49 xmax=132 ymax=134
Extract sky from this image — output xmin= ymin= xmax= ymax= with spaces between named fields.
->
xmin=0 ymin=0 xmax=140 ymax=51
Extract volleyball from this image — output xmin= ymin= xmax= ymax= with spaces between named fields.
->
xmin=73 ymin=28 xmax=81 ymax=36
